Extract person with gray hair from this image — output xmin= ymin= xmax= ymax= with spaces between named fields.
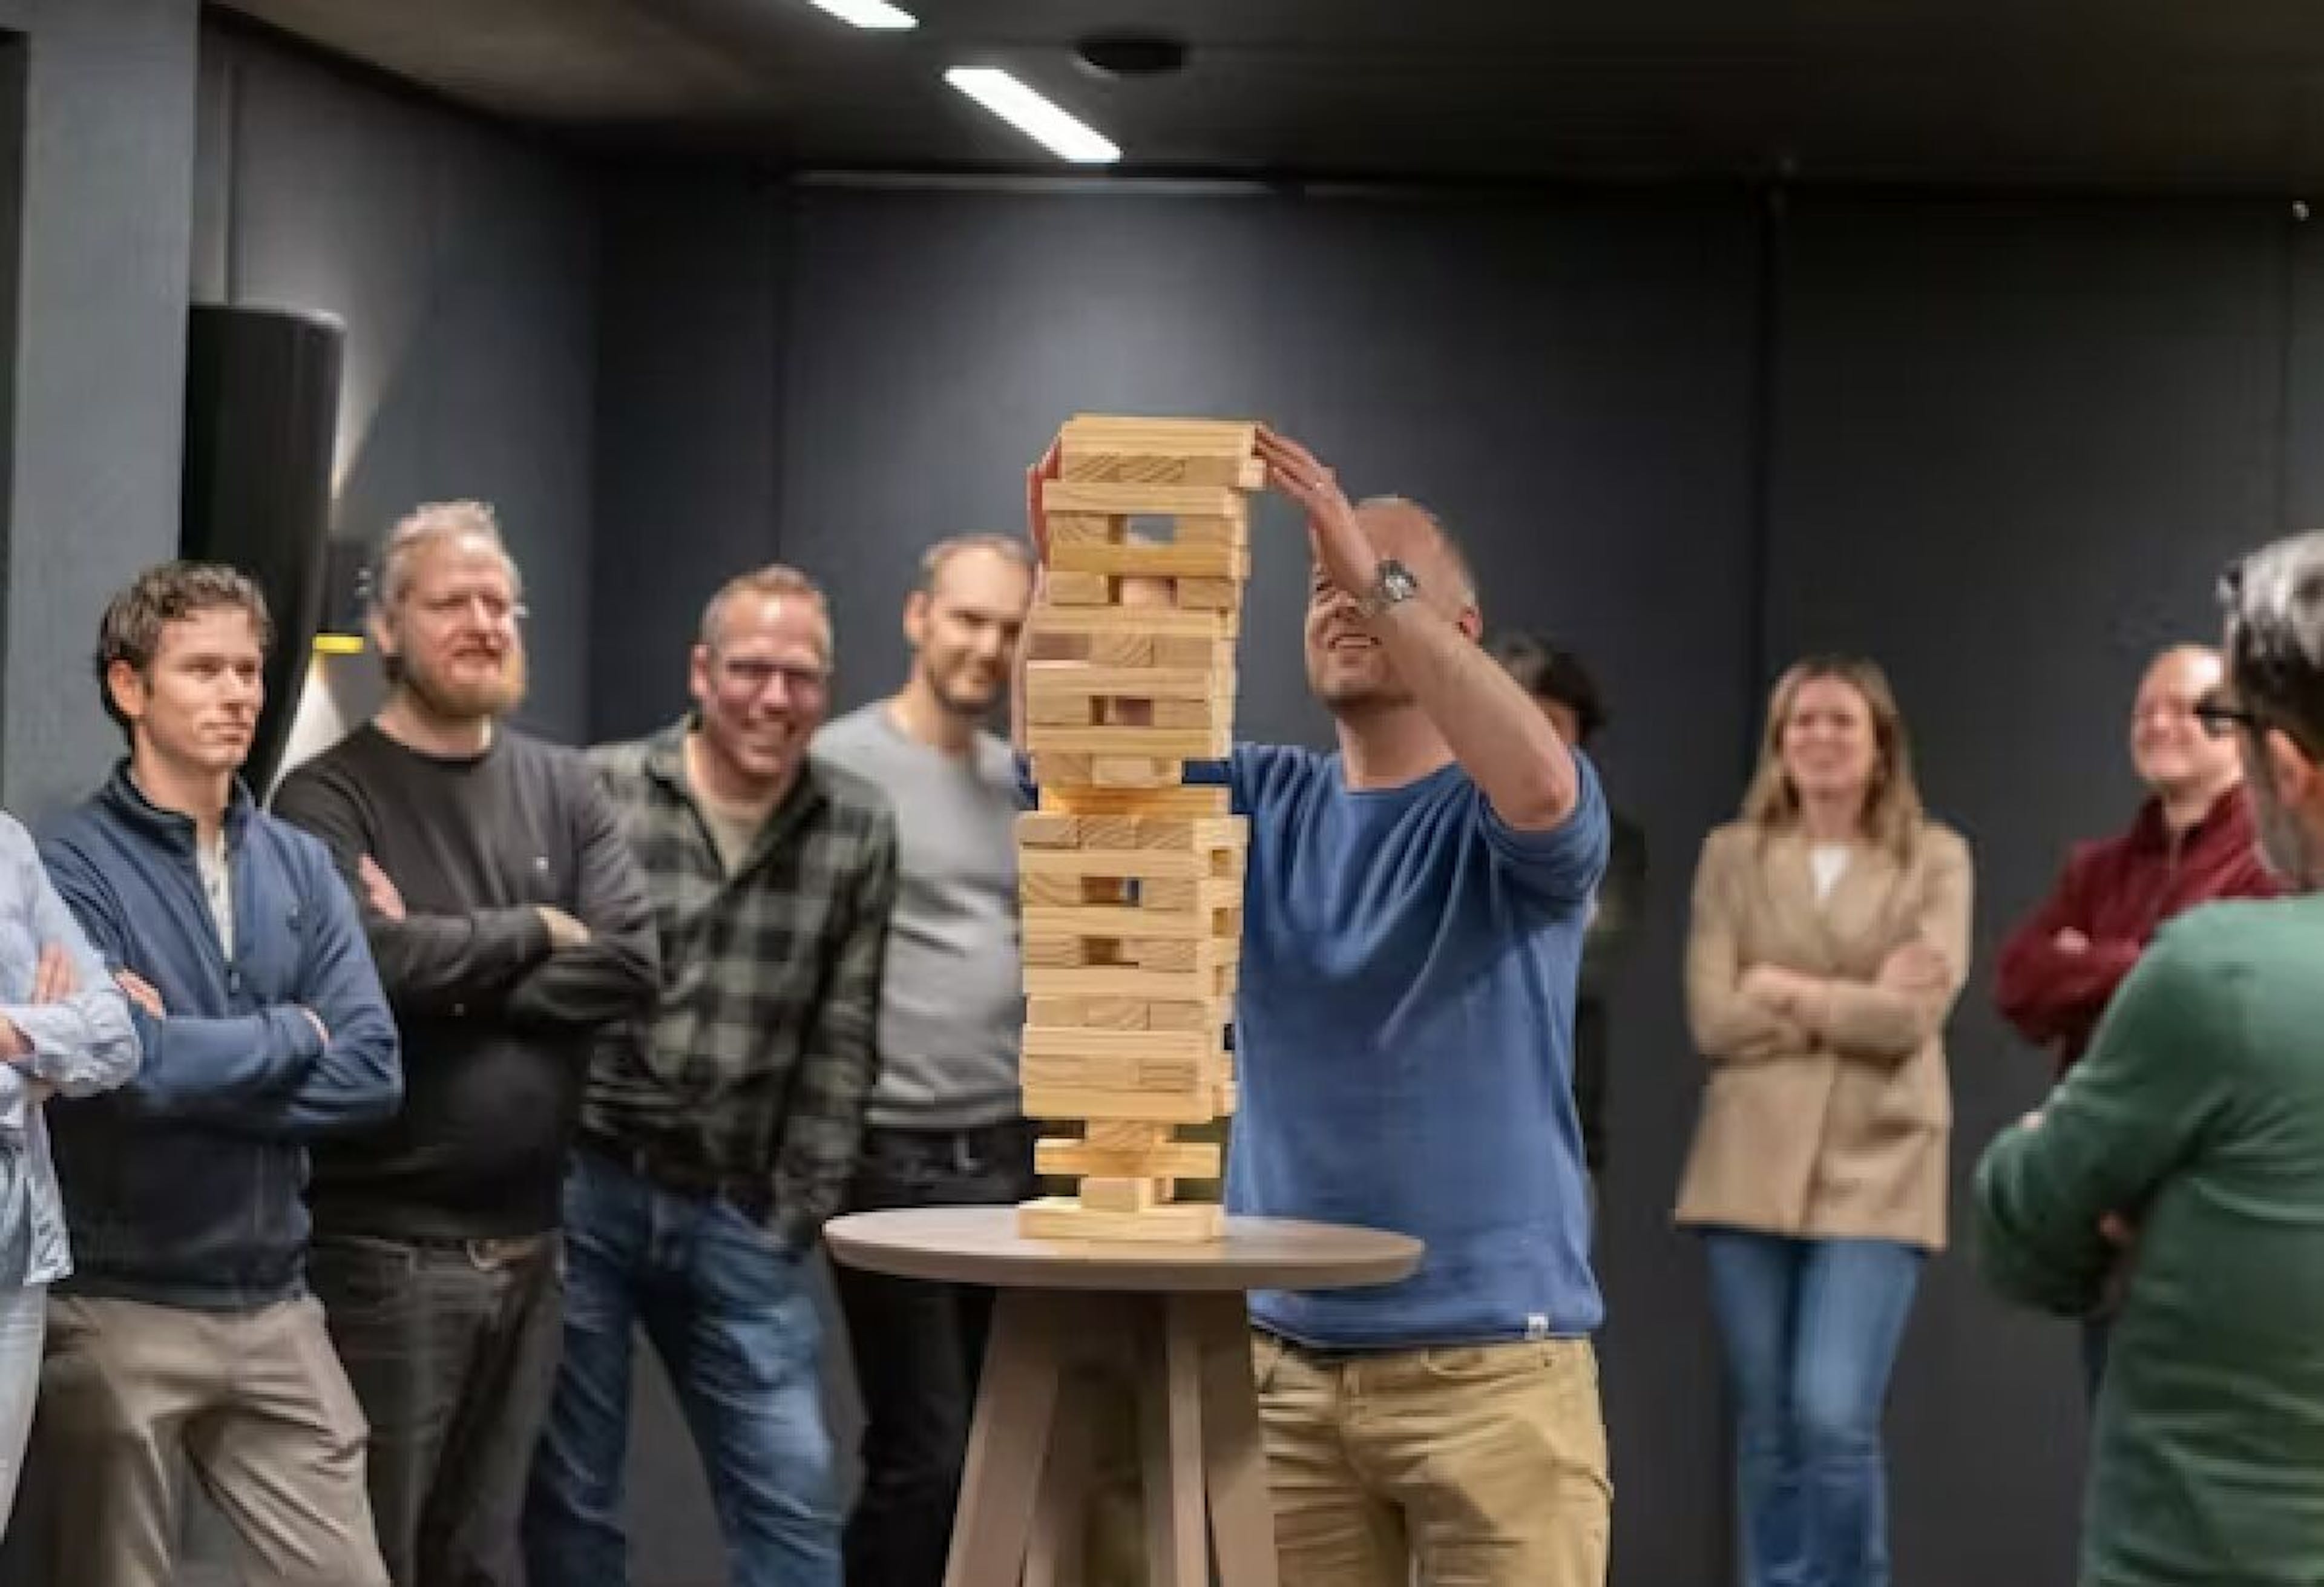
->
xmin=273 ymin=503 xmax=661 ymax=1587
xmin=1977 ymin=529 xmax=2324 ymax=1586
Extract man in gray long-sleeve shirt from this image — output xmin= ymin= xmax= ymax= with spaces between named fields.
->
xmin=816 ymin=533 xmax=1037 ymax=1587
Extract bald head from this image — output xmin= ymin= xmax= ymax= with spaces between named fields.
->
xmin=2131 ymin=643 xmax=2239 ymax=804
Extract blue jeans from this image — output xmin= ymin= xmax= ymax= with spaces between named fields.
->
xmin=1702 ymin=1230 xmax=1923 ymax=1587
xmin=524 ymin=1149 xmax=838 ymax=1587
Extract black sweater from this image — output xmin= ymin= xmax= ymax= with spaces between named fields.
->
xmin=273 ymin=724 xmax=659 ymax=1237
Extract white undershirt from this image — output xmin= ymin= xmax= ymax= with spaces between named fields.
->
xmin=196 ymin=830 xmax=235 ymax=954
xmin=1810 ymin=843 xmax=1851 ymax=905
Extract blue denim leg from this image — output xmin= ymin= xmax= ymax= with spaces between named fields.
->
xmin=1791 ymin=1238 xmax=1923 ymax=1587
xmin=524 ymin=1154 xmax=652 ymax=1587
xmin=1704 ymin=1230 xmax=1808 ymax=1587
xmin=640 ymin=1197 xmax=839 ymax=1587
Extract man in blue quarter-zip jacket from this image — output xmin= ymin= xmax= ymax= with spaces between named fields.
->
xmin=32 ymin=561 xmax=402 ymax=1587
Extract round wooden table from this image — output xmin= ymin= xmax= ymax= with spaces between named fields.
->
xmin=826 ymin=1207 xmax=1421 ymax=1587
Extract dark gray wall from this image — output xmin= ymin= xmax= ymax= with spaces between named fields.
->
xmin=651 ymin=180 xmax=1766 ymax=1587
xmin=0 ymin=0 xmax=199 ymax=820
xmin=602 ymin=177 xmax=2324 ymax=1585
xmin=196 ymin=21 xmax=600 ymax=740
xmin=1763 ymin=194 xmax=2293 ymax=1586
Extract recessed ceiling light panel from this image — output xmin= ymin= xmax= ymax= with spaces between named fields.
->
xmin=944 ymin=67 xmax=1122 ymax=164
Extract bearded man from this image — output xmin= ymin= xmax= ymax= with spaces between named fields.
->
xmin=273 ymin=500 xmax=661 ymax=1587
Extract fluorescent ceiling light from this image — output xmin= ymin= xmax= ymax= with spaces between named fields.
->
xmin=801 ymin=0 xmax=917 ymax=30
xmin=944 ymin=68 xmax=1121 ymax=164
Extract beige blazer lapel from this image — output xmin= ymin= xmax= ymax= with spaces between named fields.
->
xmin=1751 ymin=828 xmax=1837 ymax=976
xmin=1815 ymin=838 xmax=1906 ymax=976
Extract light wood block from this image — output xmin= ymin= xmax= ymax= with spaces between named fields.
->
xmin=1026 ymin=694 xmax=1097 ymax=728
xmin=1143 ymin=998 xmax=1232 ymax=1033
xmin=1022 ymin=935 xmax=1097 ymax=969
xmin=1036 ymin=1137 xmax=1223 ymax=1180
xmin=1026 ymin=996 xmax=1152 ymax=1030
xmin=1094 ymin=757 xmax=1186 ymax=789
xmin=1024 ymin=725 xmax=1227 ymax=758
xmin=1089 ymin=633 xmax=1155 ymax=667
xmin=1079 ymin=1176 xmax=1161 ymax=1214
xmin=1021 ymin=964 xmax=1235 ymax=1000
xmin=1057 ymin=450 xmax=1265 ymax=491
xmin=1151 ymin=697 xmax=1231 ymax=730
xmin=1026 ymin=663 xmax=1227 ymax=702
xmin=1016 ymin=1197 xmax=1225 ymax=1243
xmin=1020 ymin=1026 xmax=1225 ymax=1065
xmin=1030 ymin=605 xmax=1230 ymax=640
xmin=1048 ymin=513 xmax=1124 ymax=544
xmin=1019 ymin=1085 xmax=1222 ymax=1124
xmin=1040 ymin=784 xmax=1232 ymax=817
xmin=1017 ymin=812 xmax=1083 ymax=849
xmin=1049 ymin=539 xmax=1249 ymax=581
xmin=1154 ymin=637 xmax=1235 ymax=669
xmin=1131 ymin=933 xmax=1240 ymax=972
xmin=1021 ymin=904 xmax=1229 ymax=943
xmin=1043 ymin=571 xmax=1114 ymax=605
xmin=1019 ymin=847 xmax=1239 ymax=884
xmin=1030 ymin=753 xmax=1094 ymax=786
xmin=1061 ymin=415 xmax=1259 ymax=450
xmin=1167 ymin=516 xmax=1249 ymax=547
xmin=1173 ymin=579 xmax=1241 ymax=611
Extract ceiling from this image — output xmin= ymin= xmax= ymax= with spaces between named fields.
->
xmin=216 ymin=0 xmax=2324 ymax=191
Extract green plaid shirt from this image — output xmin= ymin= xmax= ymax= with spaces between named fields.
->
xmin=587 ymin=721 xmax=896 ymax=1247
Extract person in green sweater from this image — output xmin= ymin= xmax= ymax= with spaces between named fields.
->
xmin=1976 ymin=526 xmax=2324 ymax=1587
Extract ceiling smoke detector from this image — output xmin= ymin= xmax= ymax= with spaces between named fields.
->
xmin=1073 ymin=32 xmax=1189 ymax=80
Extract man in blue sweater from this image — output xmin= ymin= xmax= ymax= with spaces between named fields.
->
xmin=33 ymin=561 xmax=403 ymax=1587
xmin=1029 ymin=431 xmax=1612 ymax=1587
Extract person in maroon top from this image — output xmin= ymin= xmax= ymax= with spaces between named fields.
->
xmin=1993 ymin=643 xmax=2279 ymax=1395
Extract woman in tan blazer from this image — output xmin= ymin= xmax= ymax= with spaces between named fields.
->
xmin=1678 ymin=656 xmax=1972 ymax=1587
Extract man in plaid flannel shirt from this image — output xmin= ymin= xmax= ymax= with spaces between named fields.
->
xmin=524 ymin=565 xmax=897 ymax=1587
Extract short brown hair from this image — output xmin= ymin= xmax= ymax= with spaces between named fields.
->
xmin=95 ymin=561 xmax=274 ymax=737
xmin=915 ymin=534 xmax=1034 ymax=597
xmin=698 ymin=564 xmax=831 ymax=652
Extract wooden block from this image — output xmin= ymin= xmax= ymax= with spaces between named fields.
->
xmin=1031 ymin=1143 xmax=1218 ymax=1180
xmin=1023 ymin=726 xmax=1226 ymax=759
xmin=1023 ymin=627 xmax=1091 ymax=663
xmin=1046 ymin=481 xmax=1247 ymax=522
xmin=1048 ymin=539 xmax=1247 ymax=581
xmin=1047 ymin=513 xmax=1123 ymax=544
xmin=1215 ymin=1080 xmax=1238 ymax=1116
xmin=1021 ymin=905 xmax=1223 ymax=943
xmin=1057 ymin=450 xmax=1265 ymax=491
xmin=1021 ymin=964 xmax=1234 ymax=1001
xmin=1087 ymin=1121 xmax=1170 ymax=1150
xmin=1026 ymin=996 xmax=1150 ymax=1031
xmin=1088 ymin=633 xmax=1154 ymax=667
xmin=1017 ymin=813 xmax=1080 ymax=849
xmin=1029 ymin=753 xmax=1094 ymax=787
xmin=1022 ymin=935 xmax=1094 ymax=969
xmin=1061 ymin=415 xmax=1258 ymax=449
xmin=1078 ymin=1176 xmax=1160 ymax=1214
xmin=1154 ymin=636 xmax=1235 ymax=670
xmin=1135 ymin=878 xmax=1241 ymax=914
xmin=1037 ymin=1138 xmax=1223 ymax=1180
xmin=1022 ymin=849 xmax=1210 ymax=883
xmin=1151 ymin=697 xmax=1230 ymax=731
xmin=1173 ymin=578 xmax=1241 ymax=611
xmin=1020 ymin=1026 xmax=1224 ymax=1065
xmin=1043 ymin=571 xmax=1114 ymax=605
xmin=1129 ymin=935 xmax=1240 ymax=972
xmin=1025 ymin=663 xmax=1224 ymax=702
xmin=1040 ymin=785 xmax=1232 ymax=817
xmin=1027 ymin=694 xmax=1098 ymax=728
xmin=1143 ymin=998 xmax=1232 ymax=1033
xmin=1016 ymin=1196 xmax=1224 ymax=1244
xmin=1092 ymin=757 xmax=1186 ymax=789
xmin=1136 ymin=815 xmax=1246 ymax=852
xmin=1017 ymin=1055 xmax=1215 ymax=1099
xmin=1019 ymin=1084 xmax=1222 ymax=1123
xmin=1028 ymin=605 xmax=1230 ymax=641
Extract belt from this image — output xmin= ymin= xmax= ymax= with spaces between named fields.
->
xmin=580 ymin=1132 xmax=773 ymax=1220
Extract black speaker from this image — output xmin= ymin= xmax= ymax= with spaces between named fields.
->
xmin=181 ymin=303 xmax=346 ymax=791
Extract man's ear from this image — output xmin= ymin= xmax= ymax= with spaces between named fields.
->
xmin=2266 ymin=727 xmax=2319 ymax=809
xmin=902 ymin=590 xmax=930 ymax=650
xmin=104 ymin=660 xmax=145 ymax=726
xmin=367 ymin=605 xmax=397 ymax=663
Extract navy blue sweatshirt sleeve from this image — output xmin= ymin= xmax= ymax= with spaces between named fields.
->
xmin=39 ymin=833 xmax=321 ymax=1122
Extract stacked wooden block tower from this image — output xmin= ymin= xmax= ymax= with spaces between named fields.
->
xmin=1017 ymin=415 xmax=1258 ymax=1243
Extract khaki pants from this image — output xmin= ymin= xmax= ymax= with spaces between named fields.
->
xmin=34 ymin=1293 xmax=390 ymax=1587
xmin=1252 ymin=1331 xmax=1611 ymax=1587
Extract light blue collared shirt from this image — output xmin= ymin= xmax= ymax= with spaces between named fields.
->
xmin=0 ymin=813 xmax=138 ymax=1287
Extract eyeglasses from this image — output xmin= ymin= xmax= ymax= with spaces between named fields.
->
xmin=718 ymin=657 xmax=830 ymax=697
xmin=2192 ymin=694 xmax=2265 ymax=740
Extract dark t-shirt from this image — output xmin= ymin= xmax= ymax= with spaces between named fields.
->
xmin=273 ymin=724 xmax=659 ymax=1238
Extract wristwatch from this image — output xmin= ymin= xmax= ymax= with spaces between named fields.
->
xmin=1356 ymin=558 xmax=1422 ymax=621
